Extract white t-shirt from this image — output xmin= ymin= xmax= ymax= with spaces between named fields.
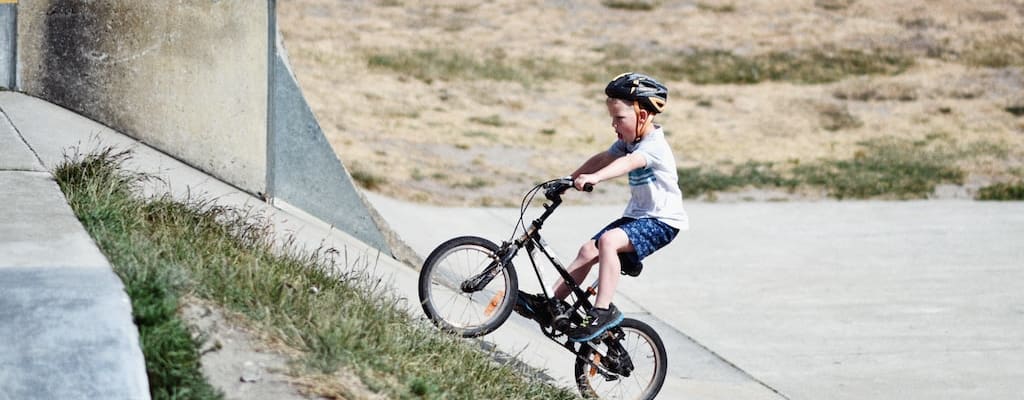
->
xmin=607 ymin=126 xmax=689 ymax=230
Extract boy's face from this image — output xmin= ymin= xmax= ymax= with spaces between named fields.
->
xmin=606 ymin=98 xmax=639 ymax=142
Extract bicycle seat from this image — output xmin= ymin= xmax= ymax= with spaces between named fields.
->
xmin=618 ymin=252 xmax=643 ymax=277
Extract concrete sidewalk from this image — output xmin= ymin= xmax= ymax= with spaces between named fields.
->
xmin=1 ymin=94 xmax=149 ymax=399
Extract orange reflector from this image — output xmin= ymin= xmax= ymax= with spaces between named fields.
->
xmin=589 ymin=354 xmax=602 ymax=377
xmin=485 ymin=290 xmax=505 ymax=316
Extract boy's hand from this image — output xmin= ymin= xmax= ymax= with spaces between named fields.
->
xmin=574 ymin=174 xmax=600 ymax=191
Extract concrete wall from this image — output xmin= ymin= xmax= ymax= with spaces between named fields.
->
xmin=12 ymin=1 xmax=396 ymax=255
xmin=0 ymin=3 xmax=14 ymax=89
xmin=16 ymin=1 xmax=268 ymax=193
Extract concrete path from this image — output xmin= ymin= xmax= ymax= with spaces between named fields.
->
xmin=367 ymin=191 xmax=1024 ymax=400
xmin=0 ymin=94 xmax=149 ymax=399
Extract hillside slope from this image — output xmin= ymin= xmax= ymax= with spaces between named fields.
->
xmin=279 ymin=0 xmax=1024 ymax=205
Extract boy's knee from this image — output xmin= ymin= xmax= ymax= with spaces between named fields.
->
xmin=578 ymin=241 xmax=599 ymax=259
xmin=597 ymin=228 xmax=630 ymax=251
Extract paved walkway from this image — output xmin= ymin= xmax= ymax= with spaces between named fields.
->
xmin=367 ymin=190 xmax=1024 ymax=399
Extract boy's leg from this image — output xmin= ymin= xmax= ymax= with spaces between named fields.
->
xmin=594 ymin=228 xmax=634 ymax=308
xmin=552 ymin=240 xmax=599 ymax=300
xmin=567 ymin=228 xmax=632 ymax=342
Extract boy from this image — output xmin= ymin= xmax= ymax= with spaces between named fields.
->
xmin=528 ymin=72 xmax=688 ymax=342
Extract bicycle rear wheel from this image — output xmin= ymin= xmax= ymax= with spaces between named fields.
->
xmin=418 ymin=236 xmax=518 ymax=338
xmin=574 ymin=318 xmax=667 ymax=400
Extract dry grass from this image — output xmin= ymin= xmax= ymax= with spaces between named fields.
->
xmin=278 ymin=0 xmax=1024 ymax=205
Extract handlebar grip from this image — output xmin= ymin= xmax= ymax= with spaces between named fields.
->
xmin=583 ymin=183 xmax=594 ymax=192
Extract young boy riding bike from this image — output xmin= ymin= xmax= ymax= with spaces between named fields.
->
xmin=521 ymin=72 xmax=688 ymax=342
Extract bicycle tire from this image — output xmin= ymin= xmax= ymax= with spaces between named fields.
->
xmin=574 ymin=318 xmax=668 ymax=400
xmin=418 ymin=236 xmax=518 ymax=338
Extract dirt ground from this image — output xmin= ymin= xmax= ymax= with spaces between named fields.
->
xmin=277 ymin=0 xmax=1024 ymax=205
xmin=182 ymin=296 xmax=383 ymax=400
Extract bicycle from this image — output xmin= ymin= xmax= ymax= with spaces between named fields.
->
xmin=417 ymin=177 xmax=667 ymax=399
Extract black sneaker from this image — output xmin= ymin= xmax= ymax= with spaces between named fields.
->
xmin=567 ymin=304 xmax=624 ymax=342
xmin=515 ymin=292 xmax=573 ymax=328
xmin=514 ymin=292 xmax=551 ymax=323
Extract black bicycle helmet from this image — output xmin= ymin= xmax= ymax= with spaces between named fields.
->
xmin=605 ymin=72 xmax=669 ymax=114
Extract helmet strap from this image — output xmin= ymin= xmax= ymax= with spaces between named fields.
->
xmin=632 ymin=101 xmax=653 ymax=144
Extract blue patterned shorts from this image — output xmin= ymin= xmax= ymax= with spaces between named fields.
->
xmin=592 ymin=217 xmax=679 ymax=261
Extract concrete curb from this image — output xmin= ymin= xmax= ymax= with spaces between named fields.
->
xmin=0 ymin=101 xmax=150 ymax=399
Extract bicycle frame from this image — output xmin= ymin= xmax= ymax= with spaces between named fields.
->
xmin=509 ymin=188 xmax=637 ymax=382
xmin=512 ymin=189 xmax=596 ymax=313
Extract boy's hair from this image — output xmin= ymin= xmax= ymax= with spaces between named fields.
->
xmin=605 ymin=72 xmax=668 ymax=114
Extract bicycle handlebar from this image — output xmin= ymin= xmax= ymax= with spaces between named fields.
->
xmin=543 ymin=177 xmax=593 ymax=200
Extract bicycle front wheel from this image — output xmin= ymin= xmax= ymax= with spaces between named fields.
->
xmin=418 ymin=236 xmax=518 ymax=338
xmin=575 ymin=318 xmax=668 ymax=400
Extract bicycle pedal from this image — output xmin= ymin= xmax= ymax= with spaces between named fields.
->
xmin=589 ymin=331 xmax=613 ymax=344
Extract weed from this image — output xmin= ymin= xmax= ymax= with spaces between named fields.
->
xmin=755 ymin=49 xmax=913 ymax=84
xmin=367 ymin=48 xmax=563 ymax=85
xmin=818 ymin=103 xmax=863 ymax=131
xmin=792 ymin=138 xmax=964 ymax=199
xmin=539 ymin=128 xmax=556 ymax=136
xmin=348 ymin=165 xmax=387 ymax=190
xmin=679 ymin=137 xmax=967 ymax=199
xmin=469 ymin=114 xmax=506 ymax=127
xmin=833 ymin=79 xmax=918 ymax=102
xmin=602 ymin=0 xmax=662 ymax=11
xmin=678 ymin=161 xmax=797 ymax=197
xmin=464 ymin=130 xmax=497 ymax=139
xmin=603 ymin=46 xmax=913 ymax=85
xmin=452 ymin=177 xmax=491 ymax=189
xmin=814 ymin=0 xmax=855 ymax=11
xmin=54 ymin=148 xmax=576 ymax=399
xmin=964 ymin=34 xmax=1024 ymax=68
xmin=976 ymin=181 xmax=1024 ymax=200
xmin=697 ymin=2 xmax=735 ymax=13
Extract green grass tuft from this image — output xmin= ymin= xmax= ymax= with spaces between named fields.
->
xmin=976 ymin=181 xmax=1024 ymax=200
xmin=54 ymin=148 xmax=223 ymax=400
xmin=964 ymin=34 xmax=1024 ymax=68
xmin=349 ymin=165 xmax=388 ymax=190
xmin=791 ymin=138 xmax=964 ymax=199
xmin=598 ymin=46 xmax=913 ymax=85
xmin=469 ymin=114 xmax=507 ymax=127
xmin=601 ymin=0 xmax=662 ymax=11
xmin=679 ymin=137 xmax=966 ymax=199
xmin=367 ymin=48 xmax=563 ymax=85
xmin=678 ymin=161 xmax=798 ymax=197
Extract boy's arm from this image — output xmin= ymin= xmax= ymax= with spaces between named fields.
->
xmin=574 ymin=153 xmax=647 ymax=189
xmin=570 ymin=151 xmax=618 ymax=178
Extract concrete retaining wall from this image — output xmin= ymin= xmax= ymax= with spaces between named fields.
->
xmin=12 ymin=1 xmax=395 ymax=255
xmin=0 ymin=3 xmax=14 ymax=89
xmin=16 ymin=1 xmax=268 ymax=193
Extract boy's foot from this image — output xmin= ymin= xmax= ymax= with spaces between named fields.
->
xmin=515 ymin=292 xmax=570 ymax=328
xmin=568 ymin=304 xmax=624 ymax=342
xmin=514 ymin=292 xmax=545 ymax=319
